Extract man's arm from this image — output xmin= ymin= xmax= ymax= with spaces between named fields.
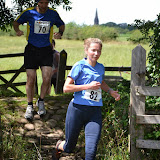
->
xmin=13 ymin=21 xmax=24 ymax=36
xmin=58 ymin=25 xmax=65 ymax=36
xmin=54 ymin=25 xmax=65 ymax=39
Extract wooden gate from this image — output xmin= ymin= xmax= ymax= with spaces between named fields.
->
xmin=0 ymin=53 xmax=26 ymax=94
xmin=130 ymin=45 xmax=160 ymax=159
xmin=0 ymin=53 xmax=38 ymax=94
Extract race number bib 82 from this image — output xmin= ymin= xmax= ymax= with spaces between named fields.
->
xmin=84 ymin=88 xmax=102 ymax=102
xmin=34 ymin=20 xmax=50 ymax=34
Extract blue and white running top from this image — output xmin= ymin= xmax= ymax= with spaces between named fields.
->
xmin=16 ymin=7 xmax=64 ymax=47
xmin=68 ymin=58 xmax=105 ymax=106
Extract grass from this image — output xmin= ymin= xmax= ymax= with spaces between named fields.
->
xmin=0 ymin=35 xmax=151 ymax=94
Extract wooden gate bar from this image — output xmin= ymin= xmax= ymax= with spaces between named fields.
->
xmin=0 ymin=53 xmax=24 ymax=58
xmin=136 ymin=140 xmax=160 ymax=149
xmin=135 ymin=86 xmax=160 ymax=96
xmin=136 ymin=115 xmax=160 ymax=124
xmin=0 ymin=75 xmax=23 ymax=93
xmin=5 ymin=65 xmax=25 ymax=88
xmin=0 ymin=69 xmax=25 ymax=74
xmin=66 ymin=66 xmax=131 ymax=71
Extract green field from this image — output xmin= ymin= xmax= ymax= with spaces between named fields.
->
xmin=0 ymin=35 xmax=150 ymax=94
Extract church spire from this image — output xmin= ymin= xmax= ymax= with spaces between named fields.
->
xmin=94 ymin=9 xmax=99 ymax=25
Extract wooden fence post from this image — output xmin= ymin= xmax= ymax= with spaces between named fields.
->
xmin=55 ymin=50 xmax=67 ymax=94
xmin=129 ymin=45 xmax=146 ymax=159
xmin=0 ymin=115 xmax=3 ymax=160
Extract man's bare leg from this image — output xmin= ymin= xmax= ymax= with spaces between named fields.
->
xmin=37 ymin=66 xmax=52 ymax=115
xmin=40 ymin=66 xmax=52 ymax=99
xmin=25 ymin=69 xmax=37 ymax=119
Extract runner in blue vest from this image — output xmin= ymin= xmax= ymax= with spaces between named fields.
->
xmin=13 ymin=0 xmax=65 ymax=120
xmin=53 ymin=38 xmax=120 ymax=160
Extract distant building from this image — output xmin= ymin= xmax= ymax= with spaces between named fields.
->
xmin=94 ymin=9 xmax=99 ymax=25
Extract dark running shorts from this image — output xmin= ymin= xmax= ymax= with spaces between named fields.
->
xmin=24 ymin=43 xmax=53 ymax=69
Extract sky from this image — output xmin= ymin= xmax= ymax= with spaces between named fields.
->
xmin=56 ymin=0 xmax=160 ymax=25
xmin=6 ymin=0 xmax=160 ymax=25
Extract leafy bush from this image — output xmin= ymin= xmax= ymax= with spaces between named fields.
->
xmin=62 ymin=22 xmax=81 ymax=40
xmin=127 ymin=29 xmax=147 ymax=43
xmin=0 ymin=27 xmax=12 ymax=36
xmin=97 ymin=79 xmax=130 ymax=160
xmin=0 ymin=22 xmax=119 ymax=41
xmin=63 ymin=22 xmax=119 ymax=41
xmin=0 ymin=24 xmax=28 ymax=37
xmin=133 ymin=15 xmax=160 ymax=86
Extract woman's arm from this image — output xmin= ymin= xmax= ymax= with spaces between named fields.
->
xmin=63 ymin=77 xmax=101 ymax=93
xmin=101 ymin=80 xmax=110 ymax=92
xmin=101 ymin=80 xmax=120 ymax=101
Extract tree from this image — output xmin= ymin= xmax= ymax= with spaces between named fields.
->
xmin=0 ymin=1 xmax=14 ymax=31
xmin=133 ymin=14 xmax=160 ymax=86
xmin=0 ymin=0 xmax=71 ymax=31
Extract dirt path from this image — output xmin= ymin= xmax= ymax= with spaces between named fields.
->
xmin=1 ymin=95 xmax=84 ymax=160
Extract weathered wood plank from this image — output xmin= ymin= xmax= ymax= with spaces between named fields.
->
xmin=56 ymin=49 xmax=67 ymax=94
xmin=5 ymin=65 xmax=25 ymax=87
xmin=65 ymin=66 xmax=131 ymax=71
xmin=136 ymin=140 xmax=160 ymax=149
xmin=104 ymin=75 xmax=123 ymax=80
xmin=0 ymin=69 xmax=25 ymax=74
xmin=0 ymin=53 xmax=24 ymax=58
xmin=136 ymin=115 xmax=160 ymax=124
xmin=130 ymin=45 xmax=146 ymax=159
xmin=0 ymin=75 xmax=23 ymax=93
xmin=0 ymin=82 xmax=26 ymax=87
xmin=135 ymin=86 xmax=160 ymax=96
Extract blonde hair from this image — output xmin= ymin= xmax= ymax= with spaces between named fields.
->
xmin=84 ymin=38 xmax=102 ymax=51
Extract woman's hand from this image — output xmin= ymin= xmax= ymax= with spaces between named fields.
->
xmin=88 ymin=81 xmax=101 ymax=90
xmin=110 ymin=90 xmax=120 ymax=101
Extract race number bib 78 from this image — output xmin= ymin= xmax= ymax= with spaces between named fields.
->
xmin=34 ymin=20 xmax=50 ymax=34
xmin=84 ymin=88 xmax=102 ymax=102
